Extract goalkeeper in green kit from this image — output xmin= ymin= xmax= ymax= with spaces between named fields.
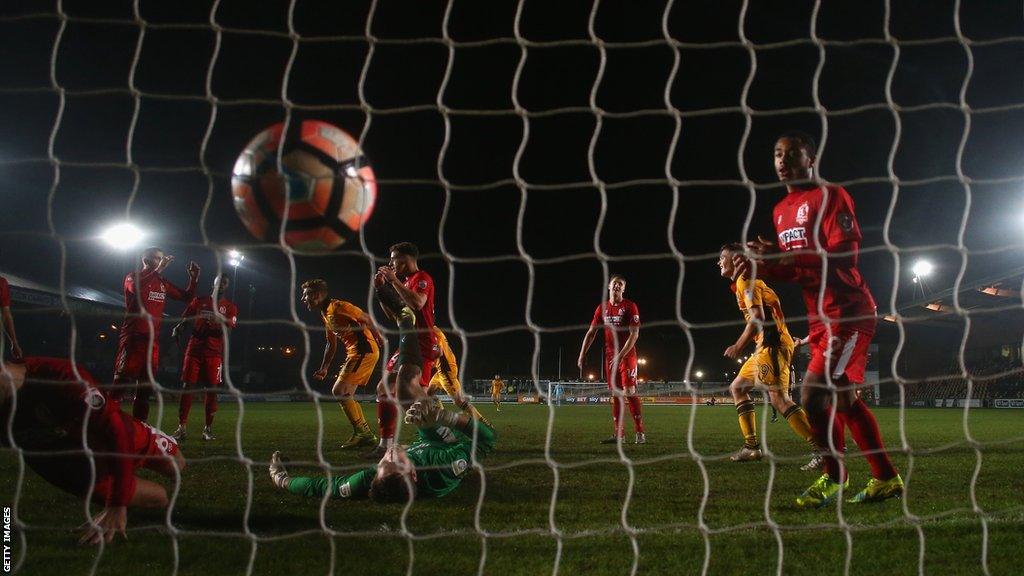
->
xmin=269 ymin=400 xmax=496 ymax=501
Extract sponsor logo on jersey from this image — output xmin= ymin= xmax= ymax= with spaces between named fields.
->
xmin=452 ymin=459 xmax=469 ymax=476
xmin=339 ymin=482 xmax=352 ymax=498
xmin=795 ymin=202 xmax=810 ymax=225
xmin=778 ymin=227 xmax=807 ymax=248
xmin=148 ymin=291 xmax=166 ymax=302
xmin=632 ymin=314 xmax=640 ymax=323
xmin=603 ymin=315 xmax=624 ymax=324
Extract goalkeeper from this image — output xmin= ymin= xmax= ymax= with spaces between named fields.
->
xmin=269 ymin=400 xmax=496 ymax=501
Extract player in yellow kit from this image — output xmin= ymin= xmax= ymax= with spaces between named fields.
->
xmin=301 ymin=279 xmax=383 ymax=449
xmin=428 ymin=327 xmax=489 ymax=425
xmin=491 ymin=375 xmax=505 ymax=412
xmin=718 ymin=244 xmax=818 ymax=462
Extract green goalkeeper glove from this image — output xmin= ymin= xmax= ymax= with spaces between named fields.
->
xmin=405 ymin=399 xmax=459 ymax=428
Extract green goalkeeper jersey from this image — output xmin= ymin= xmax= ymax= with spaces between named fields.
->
xmin=287 ymin=419 xmax=496 ymax=500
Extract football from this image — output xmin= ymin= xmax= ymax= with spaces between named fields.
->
xmin=231 ymin=120 xmax=377 ymax=251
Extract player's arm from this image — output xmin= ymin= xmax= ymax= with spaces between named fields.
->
xmin=79 ymin=394 xmax=135 ymax=544
xmin=577 ymin=326 xmax=598 ymax=369
xmin=379 ymin=266 xmax=427 ymax=311
xmin=578 ymin=305 xmax=603 ymax=369
xmin=171 ymin=298 xmax=198 ymax=342
xmin=726 ymin=304 xmax=763 ymax=360
xmin=1 ymin=306 xmax=21 ymax=360
xmin=166 ymin=262 xmax=201 ymax=302
xmin=614 ymin=325 xmax=639 ymax=364
xmin=405 ymin=401 xmax=497 ymax=457
xmin=314 ymin=330 xmax=338 ymax=381
xmin=357 ymin=310 xmax=384 ymax=348
xmin=286 ymin=468 xmax=373 ymax=500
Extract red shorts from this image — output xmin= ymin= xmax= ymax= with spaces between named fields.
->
xmin=22 ymin=414 xmax=178 ymax=505
xmin=385 ymin=349 xmax=434 ymax=387
xmin=114 ymin=333 xmax=160 ymax=381
xmin=807 ymin=319 xmax=876 ymax=384
xmin=182 ymin=354 xmax=223 ymax=386
xmin=605 ymin=354 xmax=638 ymax=391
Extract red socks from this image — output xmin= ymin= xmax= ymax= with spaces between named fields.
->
xmin=205 ymin=392 xmax=218 ymax=427
xmin=845 ymin=399 xmax=898 ymax=480
xmin=179 ymin=393 xmax=194 ymax=425
xmin=377 ymin=398 xmax=397 ymax=440
xmin=611 ymin=396 xmax=624 ymax=437
xmin=132 ymin=386 xmax=152 ymax=422
xmin=626 ymin=396 xmax=645 ymax=433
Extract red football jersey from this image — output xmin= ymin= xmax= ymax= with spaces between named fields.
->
xmin=183 ymin=296 xmax=238 ymax=357
xmin=4 ymin=357 xmax=134 ymax=506
xmin=0 ymin=276 xmax=9 ymax=307
xmin=404 ymin=269 xmax=436 ymax=353
xmin=121 ymin=269 xmax=196 ymax=336
xmin=590 ymin=298 xmax=640 ymax=356
xmin=772 ymin=185 xmax=876 ymax=327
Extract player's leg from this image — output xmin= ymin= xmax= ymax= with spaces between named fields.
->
xmin=729 ymin=372 xmax=761 ymax=461
xmin=334 ymin=352 xmax=378 ymax=449
xmin=198 ymin=356 xmax=223 ymax=440
xmin=730 ymin=353 xmax=761 ymax=460
xmin=174 ymin=355 xmax=201 ymax=440
xmin=436 ymin=369 xmax=489 ymax=426
xmin=620 ymin=361 xmax=645 ymax=443
xmin=131 ymin=341 xmax=161 ymax=422
xmin=601 ymin=360 xmax=625 ymax=444
xmin=826 ymin=326 xmax=902 ymax=502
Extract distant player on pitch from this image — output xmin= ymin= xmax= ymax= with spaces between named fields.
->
xmin=113 ymin=247 xmax=199 ymax=422
xmin=718 ymin=243 xmax=818 ymax=463
xmin=578 ymin=275 xmax=646 ymax=444
xmin=735 ymin=131 xmax=903 ymax=507
xmin=490 ymin=374 xmax=505 ymax=412
xmin=301 ymin=278 xmax=382 ymax=450
xmin=171 ymin=274 xmax=238 ymax=442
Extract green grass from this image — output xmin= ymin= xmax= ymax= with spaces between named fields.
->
xmin=3 ymin=403 xmax=1023 ymax=575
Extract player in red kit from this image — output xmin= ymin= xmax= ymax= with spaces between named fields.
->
xmin=0 ymin=275 xmax=23 ymax=360
xmin=578 ymin=275 xmax=646 ymax=444
xmin=170 ymin=274 xmax=237 ymax=442
xmin=113 ymin=247 xmax=199 ymax=421
xmin=364 ymin=242 xmax=438 ymax=460
xmin=735 ymin=131 xmax=903 ymax=507
xmin=1 ymin=357 xmax=185 ymax=545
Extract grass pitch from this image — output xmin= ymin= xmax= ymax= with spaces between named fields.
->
xmin=3 ymin=402 xmax=1022 ymax=575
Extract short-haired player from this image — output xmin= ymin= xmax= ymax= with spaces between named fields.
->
xmin=734 ymin=131 xmax=903 ymax=507
xmin=718 ymin=243 xmax=818 ymax=463
xmin=299 ymin=278 xmax=383 ymax=450
xmin=171 ymin=274 xmax=238 ymax=442
xmin=577 ymin=275 xmax=646 ymax=444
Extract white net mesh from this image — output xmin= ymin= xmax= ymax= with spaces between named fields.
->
xmin=1 ymin=0 xmax=1023 ymax=575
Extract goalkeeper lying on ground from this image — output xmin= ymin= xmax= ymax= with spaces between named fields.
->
xmin=269 ymin=400 xmax=496 ymax=502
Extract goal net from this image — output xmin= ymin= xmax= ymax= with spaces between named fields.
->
xmin=1 ymin=1 xmax=1022 ymax=575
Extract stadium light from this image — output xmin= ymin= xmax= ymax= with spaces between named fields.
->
xmin=911 ymin=259 xmax=934 ymax=278
xmin=695 ymin=370 xmax=704 ymax=379
xmin=100 ymin=222 xmax=145 ymax=250
xmin=228 ymin=249 xmax=245 ymax=268
xmin=638 ymin=357 xmax=648 ymax=366
xmin=587 ymin=373 xmax=596 ymax=381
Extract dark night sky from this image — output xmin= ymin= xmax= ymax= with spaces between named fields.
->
xmin=1 ymin=0 xmax=1023 ymax=386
